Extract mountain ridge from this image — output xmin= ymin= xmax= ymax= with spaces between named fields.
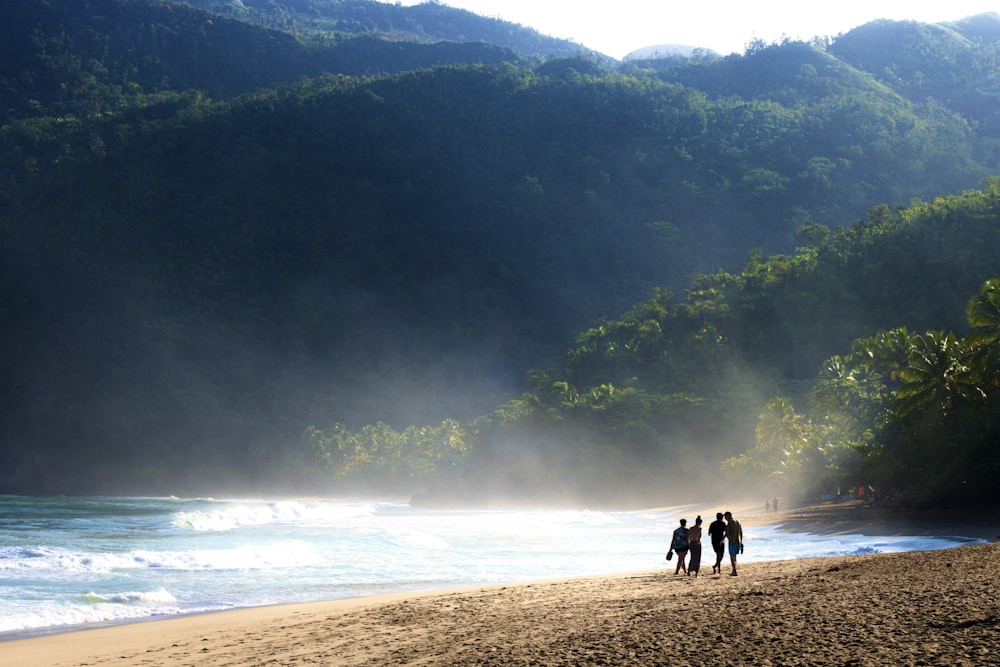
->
xmin=1 ymin=1 xmax=999 ymax=494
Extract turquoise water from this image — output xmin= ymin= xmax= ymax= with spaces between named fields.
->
xmin=0 ymin=495 xmax=985 ymax=637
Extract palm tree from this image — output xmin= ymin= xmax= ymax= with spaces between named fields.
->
xmin=966 ymin=278 xmax=1000 ymax=386
xmin=894 ymin=330 xmax=984 ymax=434
xmin=737 ymin=396 xmax=820 ymax=494
xmin=963 ymin=279 xmax=1000 ymax=493
xmin=851 ymin=327 xmax=913 ymax=381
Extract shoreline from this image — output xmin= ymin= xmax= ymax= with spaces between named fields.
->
xmin=3 ymin=500 xmax=998 ymax=666
xmin=764 ymin=499 xmax=1000 ymax=543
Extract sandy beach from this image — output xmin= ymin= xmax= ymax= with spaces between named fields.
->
xmin=3 ymin=501 xmax=999 ymax=666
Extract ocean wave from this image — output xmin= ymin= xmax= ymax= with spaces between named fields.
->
xmin=131 ymin=541 xmax=325 ymax=570
xmin=172 ymin=500 xmax=376 ymax=531
xmin=0 ymin=545 xmax=135 ymax=573
xmin=0 ymin=591 xmax=213 ymax=634
xmin=0 ymin=540 xmax=324 ymax=575
xmin=80 ymin=587 xmax=178 ymax=604
xmin=377 ymin=529 xmax=452 ymax=551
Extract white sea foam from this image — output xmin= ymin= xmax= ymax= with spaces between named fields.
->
xmin=81 ymin=587 xmax=178 ymax=604
xmin=0 ymin=541 xmax=323 ymax=577
xmin=172 ymin=499 xmax=376 ymax=531
xmin=134 ymin=540 xmax=326 ymax=570
xmin=0 ymin=595 xmax=205 ymax=634
xmin=0 ymin=546 xmax=137 ymax=574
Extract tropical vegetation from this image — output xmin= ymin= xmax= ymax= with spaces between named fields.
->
xmin=310 ymin=184 xmax=1000 ymax=507
xmin=1 ymin=1 xmax=999 ymax=507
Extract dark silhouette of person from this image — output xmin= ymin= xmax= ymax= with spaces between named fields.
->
xmin=687 ymin=516 xmax=704 ymax=577
xmin=724 ymin=511 xmax=743 ymax=576
xmin=669 ymin=518 xmax=690 ymax=575
xmin=707 ymin=512 xmax=727 ymax=575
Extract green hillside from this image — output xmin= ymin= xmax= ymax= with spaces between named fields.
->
xmin=1 ymin=1 xmax=998 ymax=499
xmin=828 ymin=13 xmax=1000 ymax=158
xmin=0 ymin=0 xmax=522 ymax=125
xmin=174 ymin=0 xmax=597 ymax=60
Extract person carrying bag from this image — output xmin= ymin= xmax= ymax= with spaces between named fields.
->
xmin=666 ymin=518 xmax=689 ymax=574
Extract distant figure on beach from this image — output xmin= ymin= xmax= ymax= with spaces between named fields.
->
xmin=687 ymin=516 xmax=703 ymax=577
xmin=772 ymin=497 xmax=778 ymax=512
xmin=765 ymin=499 xmax=770 ymax=512
xmin=669 ymin=518 xmax=690 ymax=575
xmin=708 ymin=512 xmax=727 ymax=574
xmin=724 ymin=511 xmax=743 ymax=576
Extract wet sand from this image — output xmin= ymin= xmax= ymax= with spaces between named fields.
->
xmin=3 ymin=500 xmax=998 ymax=666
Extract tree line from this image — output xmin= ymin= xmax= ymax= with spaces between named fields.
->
xmin=307 ymin=183 xmax=1000 ymax=507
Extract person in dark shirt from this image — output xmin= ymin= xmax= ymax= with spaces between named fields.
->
xmin=669 ymin=518 xmax=690 ymax=575
xmin=707 ymin=512 xmax=727 ymax=575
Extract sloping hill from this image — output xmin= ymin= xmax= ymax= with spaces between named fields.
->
xmin=0 ymin=0 xmax=521 ymax=125
xmin=176 ymin=0 xmax=599 ymax=59
xmin=829 ymin=13 xmax=1000 ymax=132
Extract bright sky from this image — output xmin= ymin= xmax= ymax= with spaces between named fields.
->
xmin=384 ymin=1 xmax=999 ymax=59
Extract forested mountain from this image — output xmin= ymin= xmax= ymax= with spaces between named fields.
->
xmin=0 ymin=0 xmax=523 ymax=125
xmin=829 ymin=14 xmax=1000 ymax=131
xmin=1 ymin=1 xmax=999 ymax=499
xmin=174 ymin=0 xmax=596 ymax=61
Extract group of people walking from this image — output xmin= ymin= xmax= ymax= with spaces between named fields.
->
xmin=666 ymin=511 xmax=743 ymax=577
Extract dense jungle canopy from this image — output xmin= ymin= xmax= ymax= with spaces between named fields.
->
xmin=1 ymin=0 xmax=999 ymax=504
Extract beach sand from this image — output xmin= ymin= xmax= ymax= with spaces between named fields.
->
xmin=3 ymin=501 xmax=999 ymax=666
